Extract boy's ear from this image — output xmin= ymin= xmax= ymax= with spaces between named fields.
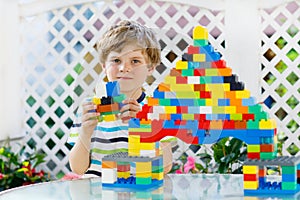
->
xmin=147 ymin=65 xmax=156 ymax=75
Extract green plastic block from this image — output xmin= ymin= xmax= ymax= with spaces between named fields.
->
xmin=101 ymin=111 xmax=119 ymax=115
xmin=113 ymin=94 xmax=126 ymax=103
xmin=200 ymin=76 xmax=212 ymax=84
xmin=136 ymin=177 xmax=152 ymax=185
xmin=247 ymin=120 xmax=260 ymax=129
xmin=230 ymin=114 xmax=243 ymax=120
xmin=182 ymin=69 xmax=194 ymax=76
xmin=159 ymin=99 xmax=171 ymax=106
xmin=152 ymin=166 xmax=164 ymax=173
xmin=260 ymin=152 xmax=276 ymax=160
xmin=282 ymin=182 xmax=297 ymax=190
xmin=140 ymin=124 xmax=151 ymax=128
xmin=248 ymin=104 xmax=262 ymax=113
xmin=255 ymin=112 xmax=269 ymax=120
xmin=282 ymin=166 xmax=296 ymax=174
xmin=194 ymin=39 xmax=208 ymax=47
xmin=194 ymin=99 xmax=206 ymax=106
xmin=128 ymin=128 xmax=151 ymax=132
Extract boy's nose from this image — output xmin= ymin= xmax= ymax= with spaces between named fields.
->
xmin=119 ymin=62 xmax=131 ymax=72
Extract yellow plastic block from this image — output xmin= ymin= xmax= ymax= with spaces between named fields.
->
xmin=103 ymin=114 xmax=117 ymax=121
xmin=92 ymin=97 xmax=101 ymax=105
xmin=152 ymin=172 xmax=164 ymax=180
xmin=244 ymin=181 xmax=259 ymax=190
xmin=136 ymin=162 xmax=151 ymax=173
xmin=243 ymin=165 xmax=258 ymax=174
xmin=165 ymin=106 xmax=177 ymax=114
xmin=117 ymin=171 xmax=130 ymax=179
xmin=128 ymin=135 xmax=140 ymax=143
xmin=259 ymin=119 xmax=277 ymax=129
xmin=176 ymin=91 xmax=199 ymax=98
xmin=136 ymin=172 xmax=152 ymax=178
xmin=128 ymin=128 xmax=151 ymax=132
xmin=205 ymin=99 xmax=212 ymax=106
xmin=247 ymin=145 xmax=260 ymax=153
xmin=182 ymin=114 xmax=195 ymax=120
xmin=170 ymin=84 xmax=194 ymax=92
xmin=128 ymin=149 xmax=140 ymax=156
xmin=244 ymin=197 xmax=259 ymax=200
xmin=193 ymin=26 xmax=208 ymax=40
xmin=175 ymin=60 xmax=188 ymax=69
xmin=206 ymin=84 xmax=230 ymax=92
xmin=224 ymin=106 xmax=236 ymax=114
xmin=164 ymin=76 xmax=176 ymax=84
xmin=236 ymin=90 xmax=250 ymax=99
xmin=212 ymin=106 xmax=225 ymax=113
xmin=205 ymin=69 xmax=218 ymax=76
xmin=139 ymin=142 xmax=155 ymax=150
xmin=193 ymin=54 xmax=206 ymax=62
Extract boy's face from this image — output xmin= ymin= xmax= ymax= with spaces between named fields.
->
xmin=103 ymin=43 xmax=154 ymax=98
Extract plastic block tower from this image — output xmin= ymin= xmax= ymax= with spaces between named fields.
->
xmin=92 ymin=81 xmax=126 ymax=122
xmin=100 ymin=26 xmax=300 ymax=195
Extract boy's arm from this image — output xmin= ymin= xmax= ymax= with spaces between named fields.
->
xmin=69 ymin=101 xmax=99 ymax=175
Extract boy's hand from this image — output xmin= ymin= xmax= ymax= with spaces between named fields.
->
xmin=81 ymin=102 xmax=100 ymax=137
xmin=120 ymin=99 xmax=141 ymax=123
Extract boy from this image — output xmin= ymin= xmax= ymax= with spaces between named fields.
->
xmin=68 ymin=20 xmax=173 ymax=177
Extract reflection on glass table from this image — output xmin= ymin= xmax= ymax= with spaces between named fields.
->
xmin=0 ymin=174 xmax=299 ymax=200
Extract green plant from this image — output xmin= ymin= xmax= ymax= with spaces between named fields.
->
xmin=0 ymin=142 xmax=49 ymax=191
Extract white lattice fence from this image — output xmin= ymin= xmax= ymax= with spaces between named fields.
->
xmin=260 ymin=1 xmax=300 ymax=156
xmin=20 ymin=0 xmax=225 ymax=177
xmin=19 ymin=0 xmax=300 ymax=177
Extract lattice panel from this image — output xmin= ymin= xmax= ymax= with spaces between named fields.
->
xmin=260 ymin=1 xmax=300 ymax=156
xmin=21 ymin=0 xmax=225 ymax=177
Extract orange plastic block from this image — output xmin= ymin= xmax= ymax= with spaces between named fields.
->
xmin=260 ymin=144 xmax=274 ymax=152
xmin=234 ymin=121 xmax=247 ymax=129
xmin=218 ymin=68 xmax=232 ymax=76
xmin=148 ymin=97 xmax=159 ymax=106
xmin=140 ymin=119 xmax=151 ymax=124
xmin=297 ymin=170 xmax=300 ymax=178
xmin=259 ymin=168 xmax=266 ymax=177
xmin=230 ymin=98 xmax=242 ymax=106
xmin=170 ymin=69 xmax=181 ymax=76
xmin=194 ymin=84 xmax=206 ymax=91
xmin=236 ymin=106 xmax=248 ymax=113
xmin=97 ymin=103 xmax=119 ymax=113
xmin=225 ymin=91 xmax=236 ymax=99
xmin=210 ymin=120 xmax=223 ymax=129
xmin=159 ymin=114 xmax=171 ymax=120
xmin=158 ymin=84 xmax=170 ymax=92
xmin=102 ymin=161 xmax=117 ymax=168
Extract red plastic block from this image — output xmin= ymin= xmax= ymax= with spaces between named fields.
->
xmin=234 ymin=121 xmax=247 ymax=129
xmin=194 ymin=69 xmax=205 ymax=76
xmin=242 ymin=114 xmax=255 ymax=121
xmin=212 ymin=60 xmax=226 ymax=68
xmin=200 ymin=91 xmax=211 ymax=98
xmin=117 ymin=164 xmax=130 ymax=172
xmin=176 ymin=76 xmax=188 ymax=84
xmin=247 ymin=152 xmax=260 ymax=159
xmin=223 ymin=120 xmax=235 ymax=129
xmin=260 ymin=144 xmax=274 ymax=152
xmin=188 ymin=45 xmax=200 ymax=54
xmin=177 ymin=106 xmax=188 ymax=113
xmin=259 ymin=168 xmax=266 ymax=177
xmin=244 ymin=174 xmax=258 ymax=181
xmin=198 ymin=120 xmax=210 ymax=130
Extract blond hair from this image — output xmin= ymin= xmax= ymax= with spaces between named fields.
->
xmin=96 ymin=20 xmax=161 ymax=66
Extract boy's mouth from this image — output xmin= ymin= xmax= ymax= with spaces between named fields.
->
xmin=118 ymin=77 xmax=133 ymax=80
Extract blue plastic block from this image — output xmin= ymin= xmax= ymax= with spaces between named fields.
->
xmin=177 ymin=99 xmax=195 ymax=106
xmin=163 ymin=120 xmax=176 ymax=129
xmin=188 ymin=106 xmax=201 ymax=114
xmin=218 ymin=98 xmax=230 ymax=106
xmin=152 ymin=157 xmax=163 ymax=166
xmin=297 ymin=164 xmax=300 ymax=170
xmin=106 ymin=81 xmax=120 ymax=97
xmin=244 ymin=182 xmax=300 ymax=196
xmin=170 ymin=99 xmax=180 ymax=106
xmin=170 ymin=114 xmax=182 ymax=120
xmin=206 ymin=52 xmax=221 ymax=62
xmin=202 ymin=130 xmax=223 ymax=144
xmin=128 ymin=118 xmax=140 ymax=128
xmin=260 ymin=137 xmax=274 ymax=144
xmin=242 ymin=97 xmax=256 ymax=106
xmin=282 ymin=174 xmax=297 ymax=182
xmin=196 ymin=129 xmax=205 ymax=138
xmin=247 ymin=129 xmax=275 ymax=137
xmin=217 ymin=114 xmax=230 ymax=120
xmin=211 ymin=76 xmax=224 ymax=83
xmin=153 ymin=90 xmax=165 ymax=98
xmin=188 ymin=62 xmax=200 ymax=69
xmin=206 ymin=114 xmax=219 ymax=120
xmin=200 ymin=45 xmax=213 ymax=54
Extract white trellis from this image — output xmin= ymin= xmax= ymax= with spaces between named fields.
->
xmin=0 ymin=0 xmax=299 ymax=177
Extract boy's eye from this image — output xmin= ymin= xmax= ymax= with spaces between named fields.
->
xmin=132 ymin=59 xmax=140 ymax=64
xmin=112 ymin=59 xmax=121 ymax=63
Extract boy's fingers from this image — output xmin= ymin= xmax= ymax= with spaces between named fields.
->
xmin=82 ymin=102 xmax=97 ymax=114
xmin=122 ymin=99 xmax=139 ymax=106
xmin=82 ymin=112 xmax=99 ymax=122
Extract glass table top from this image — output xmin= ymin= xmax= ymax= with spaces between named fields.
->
xmin=0 ymin=174 xmax=298 ymax=200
